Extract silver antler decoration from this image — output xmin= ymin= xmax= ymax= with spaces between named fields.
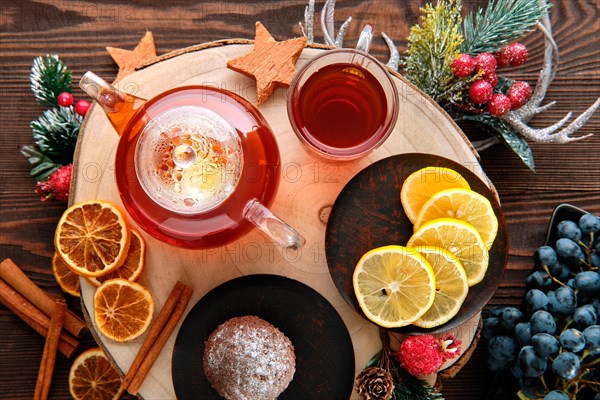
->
xmin=499 ymin=1 xmax=598 ymax=144
xmin=299 ymin=0 xmax=400 ymax=70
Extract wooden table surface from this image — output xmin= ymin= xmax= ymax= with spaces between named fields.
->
xmin=1 ymin=1 xmax=598 ymax=399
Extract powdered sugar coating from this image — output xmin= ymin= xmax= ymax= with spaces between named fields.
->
xmin=203 ymin=316 xmax=296 ymax=400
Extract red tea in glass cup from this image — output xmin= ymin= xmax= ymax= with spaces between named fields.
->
xmin=287 ymin=49 xmax=399 ymax=160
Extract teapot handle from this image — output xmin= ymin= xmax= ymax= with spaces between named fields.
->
xmin=243 ymin=199 xmax=305 ymax=250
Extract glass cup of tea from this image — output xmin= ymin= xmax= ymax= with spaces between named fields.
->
xmin=287 ymin=30 xmax=399 ymax=161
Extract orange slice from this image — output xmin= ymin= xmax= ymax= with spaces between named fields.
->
xmin=94 ymin=279 xmax=154 ymax=342
xmin=87 ymin=229 xmax=146 ymax=287
xmin=54 ymin=201 xmax=131 ymax=278
xmin=69 ymin=348 xmax=123 ymax=400
xmin=52 ymin=252 xmax=80 ymax=297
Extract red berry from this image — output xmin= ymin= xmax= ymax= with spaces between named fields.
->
xmin=508 ymin=81 xmax=532 ymax=109
xmin=75 ymin=99 xmax=91 ymax=116
xmin=474 ymin=52 xmax=497 ymax=75
xmin=451 ymin=53 xmax=476 ymax=78
xmin=469 ymin=80 xmax=493 ymax=104
xmin=507 ymin=43 xmax=528 ymax=66
xmin=495 ymin=46 xmax=515 ymax=67
xmin=484 ymin=72 xmax=499 ymax=88
xmin=57 ymin=92 xmax=74 ymax=107
xmin=488 ymin=93 xmax=512 ymax=116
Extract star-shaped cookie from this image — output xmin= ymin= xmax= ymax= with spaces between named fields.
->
xmin=227 ymin=22 xmax=307 ymax=106
xmin=107 ymin=31 xmax=157 ymax=82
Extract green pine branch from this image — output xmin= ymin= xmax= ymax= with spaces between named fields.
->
xmin=461 ymin=0 xmax=551 ymax=55
xmin=404 ymin=0 xmax=464 ymax=104
xmin=30 ymin=55 xmax=72 ymax=107
xmin=30 ymin=106 xmax=81 ymax=165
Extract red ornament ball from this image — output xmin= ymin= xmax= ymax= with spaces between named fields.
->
xmin=488 ymin=93 xmax=512 ymax=116
xmin=474 ymin=52 xmax=497 ymax=75
xmin=495 ymin=46 xmax=515 ymax=67
xmin=469 ymin=80 xmax=493 ymax=104
xmin=484 ymin=72 xmax=499 ymax=88
xmin=75 ymin=99 xmax=91 ymax=116
xmin=508 ymin=81 xmax=532 ymax=109
xmin=507 ymin=42 xmax=528 ymax=66
xmin=451 ymin=53 xmax=475 ymax=78
xmin=57 ymin=92 xmax=74 ymax=107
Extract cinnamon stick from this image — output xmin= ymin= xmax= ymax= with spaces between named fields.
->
xmin=0 ymin=278 xmax=78 ymax=357
xmin=121 ymin=281 xmax=186 ymax=390
xmin=127 ymin=285 xmax=193 ymax=395
xmin=1 ymin=258 xmax=87 ymax=337
xmin=33 ymin=299 xmax=66 ymax=400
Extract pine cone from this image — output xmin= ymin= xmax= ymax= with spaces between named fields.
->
xmin=354 ymin=366 xmax=394 ymax=400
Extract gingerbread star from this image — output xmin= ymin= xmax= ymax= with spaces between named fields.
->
xmin=106 ymin=31 xmax=157 ymax=82
xmin=227 ymin=22 xmax=307 ymax=106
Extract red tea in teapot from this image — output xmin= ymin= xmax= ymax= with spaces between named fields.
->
xmin=112 ymin=87 xmax=281 ymax=248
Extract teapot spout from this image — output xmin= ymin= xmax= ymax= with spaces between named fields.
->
xmin=79 ymin=72 xmax=146 ymax=136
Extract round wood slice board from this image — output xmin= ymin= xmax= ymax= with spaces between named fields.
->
xmin=72 ymin=41 xmax=490 ymax=399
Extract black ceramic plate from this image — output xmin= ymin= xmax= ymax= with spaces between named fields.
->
xmin=172 ymin=274 xmax=355 ymax=400
xmin=325 ymin=153 xmax=508 ymax=334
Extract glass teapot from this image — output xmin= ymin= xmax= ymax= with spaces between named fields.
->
xmin=79 ymin=72 xmax=304 ymax=249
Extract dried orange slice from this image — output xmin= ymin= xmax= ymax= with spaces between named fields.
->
xmin=52 ymin=252 xmax=80 ymax=297
xmin=69 ymin=348 xmax=123 ymax=400
xmin=87 ymin=229 xmax=146 ymax=287
xmin=94 ymin=279 xmax=154 ymax=342
xmin=55 ymin=201 xmax=131 ymax=278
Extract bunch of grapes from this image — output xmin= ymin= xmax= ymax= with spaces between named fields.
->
xmin=483 ymin=212 xmax=600 ymax=399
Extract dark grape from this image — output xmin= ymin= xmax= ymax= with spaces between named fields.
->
xmin=526 ymin=270 xmax=553 ymax=290
xmin=488 ymin=306 xmax=504 ymax=317
xmin=573 ymin=271 xmax=600 ymax=297
xmin=524 ymin=289 xmax=549 ymax=314
xmin=552 ymin=351 xmax=580 ymax=380
xmin=544 ymin=390 xmax=570 ymax=400
xmin=594 ymin=239 xmax=600 ymax=254
xmin=566 ymin=279 xmax=576 ymax=289
xmin=549 ymin=262 xmax=571 ymax=281
xmin=530 ymin=310 xmax=557 ymax=335
xmin=531 ymin=333 xmax=559 ymax=358
xmin=573 ymin=304 xmax=598 ymax=329
xmin=579 ymin=213 xmax=600 ymax=235
xmin=488 ymin=335 xmax=519 ymax=361
xmin=583 ymin=325 xmax=600 ymax=354
xmin=556 ymin=238 xmax=584 ymax=265
xmin=560 ymin=328 xmax=586 ymax=353
xmin=482 ymin=317 xmax=500 ymax=340
xmin=557 ymin=220 xmax=582 ymax=242
xmin=535 ymin=246 xmax=558 ymax=267
xmin=520 ymin=377 xmax=547 ymax=399
xmin=591 ymin=252 xmax=600 ymax=268
xmin=515 ymin=322 xmax=532 ymax=345
xmin=518 ymin=345 xmax=547 ymax=377
xmin=499 ymin=307 xmax=523 ymax=331
xmin=548 ymin=286 xmax=577 ymax=317
xmin=486 ymin=354 xmax=511 ymax=371
xmin=510 ymin=362 xmax=524 ymax=379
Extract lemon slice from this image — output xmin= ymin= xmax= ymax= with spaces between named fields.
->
xmin=400 ymin=167 xmax=470 ymax=224
xmin=353 ymin=245 xmax=436 ymax=328
xmin=414 ymin=188 xmax=498 ymax=250
xmin=411 ymin=246 xmax=469 ymax=328
xmin=408 ymin=218 xmax=489 ymax=286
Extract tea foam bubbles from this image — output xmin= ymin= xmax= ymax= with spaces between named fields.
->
xmin=135 ymin=106 xmax=243 ymax=214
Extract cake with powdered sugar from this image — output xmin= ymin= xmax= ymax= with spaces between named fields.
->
xmin=203 ymin=315 xmax=296 ymax=400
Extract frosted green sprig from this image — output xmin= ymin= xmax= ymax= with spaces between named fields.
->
xmin=405 ymin=0 xmax=464 ymax=104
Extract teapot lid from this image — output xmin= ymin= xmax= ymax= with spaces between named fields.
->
xmin=135 ymin=105 xmax=243 ymax=214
